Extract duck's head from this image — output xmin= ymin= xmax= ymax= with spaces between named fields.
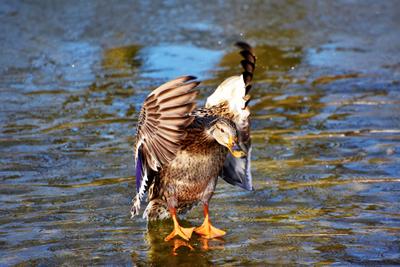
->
xmin=208 ymin=119 xmax=246 ymax=158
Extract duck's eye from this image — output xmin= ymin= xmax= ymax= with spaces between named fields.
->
xmin=220 ymin=128 xmax=225 ymax=133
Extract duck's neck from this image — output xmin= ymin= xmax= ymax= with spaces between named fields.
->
xmin=181 ymin=117 xmax=226 ymax=155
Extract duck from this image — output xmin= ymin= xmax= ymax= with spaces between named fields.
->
xmin=131 ymin=42 xmax=256 ymax=241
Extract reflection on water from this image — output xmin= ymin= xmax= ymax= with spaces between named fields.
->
xmin=140 ymin=44 xmax=223 ymax=80
xmin=142 ymin=222 xmax=225 ymax=264
xmin=1 ymin=0 xmax=400 ymax=265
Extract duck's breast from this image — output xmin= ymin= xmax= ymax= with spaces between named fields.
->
xmin=160 ymin=144 xmax=227 ymax=203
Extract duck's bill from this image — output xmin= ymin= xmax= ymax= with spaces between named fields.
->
xmin=228 ymin=142 xmax=246 ymax=158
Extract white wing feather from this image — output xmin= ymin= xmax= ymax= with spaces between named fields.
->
xmin=206 ymin=75 xmax=250 ymax=125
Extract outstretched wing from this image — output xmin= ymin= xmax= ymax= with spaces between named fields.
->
xmin=131 ymin=76 xmax=200 ymax=217
xmin=206 ymin=41 xmax=256 ymax=191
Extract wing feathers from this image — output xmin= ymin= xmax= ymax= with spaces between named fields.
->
xmin=151 ymin=75 xmax=197 ymax=96
xmin=159 ymin=90 xmax=198 ymax=106
xmin=135 ymin=76 xmax=199 ymax=172
xmin=217 ymin=42 xmax=256 ymax=190
xmin=160 ymin=102 xmax=196 ymax=114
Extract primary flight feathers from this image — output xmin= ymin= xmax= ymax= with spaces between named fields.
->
xmin=135 ymin=76 xmax=200 ymax=171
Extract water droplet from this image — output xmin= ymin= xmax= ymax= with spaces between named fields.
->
xmin=386 ymin=147 xmax=395 ymax=155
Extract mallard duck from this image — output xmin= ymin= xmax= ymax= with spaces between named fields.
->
xmin=131 ymin=42 xmax=256 ymax=241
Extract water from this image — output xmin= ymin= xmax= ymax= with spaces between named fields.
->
xmin=1 ymin=0 xmax=400 ymax=265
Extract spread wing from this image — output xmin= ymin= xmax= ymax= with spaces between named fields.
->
xmin=131 ymin=76 xmax=200 ymax=217
xmin=206 ymin=41 xmax=256 ymax=191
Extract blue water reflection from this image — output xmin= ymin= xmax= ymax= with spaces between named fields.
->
xmin=139 ymin=44 xmax=223 ymax=79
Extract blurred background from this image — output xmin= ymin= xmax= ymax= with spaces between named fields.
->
xmin=0 ymin=0 xmax=399 ymax=265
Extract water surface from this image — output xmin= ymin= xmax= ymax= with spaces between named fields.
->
xmin=1 ymin=0 xmax=400 ymax=265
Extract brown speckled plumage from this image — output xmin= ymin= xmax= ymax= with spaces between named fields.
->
xmin=144 ymin=113 xmax=230 ymax=220
xmin=131 ymin=42 xmax=256 ymax=237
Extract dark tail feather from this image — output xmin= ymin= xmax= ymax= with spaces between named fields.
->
xmin=236 ymin=41 xmax=253 ymax=52
xmin=235 ymin=42 xmax=256 ymax=101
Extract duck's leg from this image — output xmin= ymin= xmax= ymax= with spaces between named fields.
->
xmin=164 ymin=207 xmax=195 ymax=241
xmin=194 ymin=204 xmax=226 ymax=239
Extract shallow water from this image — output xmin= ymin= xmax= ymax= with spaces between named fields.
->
xmin=1 ymin=0 xmax=400 ymax=265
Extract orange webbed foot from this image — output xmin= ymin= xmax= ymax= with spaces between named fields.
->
xmin=194 ymin=215 xmax=226 ymax=239
xmin=165 ymin=224 xmax=195 ymax=241
xmin=164 ymin=208 xmax=195 ymax=241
